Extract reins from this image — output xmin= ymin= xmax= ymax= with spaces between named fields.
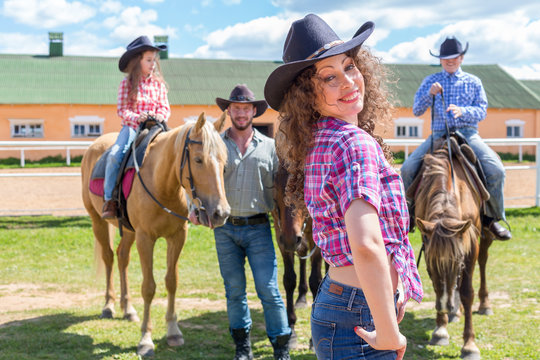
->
xmin=131 ymin=119 xmax=203 ymax=222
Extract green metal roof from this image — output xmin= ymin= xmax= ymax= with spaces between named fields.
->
xmin=1 ymin=54 xmax=539 ymax=109
xmin=520 ymin=80 xmax=540 ymax=100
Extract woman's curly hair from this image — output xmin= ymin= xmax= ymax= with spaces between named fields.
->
xmin=277 ymin=47 xmax=395 ymax=212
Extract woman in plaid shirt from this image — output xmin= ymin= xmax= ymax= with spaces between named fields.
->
xmin=264 ymin=14 xmax=423 ymax=359
xmin=102 ymin=36 xmax=170 ymax=219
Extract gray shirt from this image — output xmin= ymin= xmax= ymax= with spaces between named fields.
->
xmin=222 ymin=128 xmax=278 ymax=217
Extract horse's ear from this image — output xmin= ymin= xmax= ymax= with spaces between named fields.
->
xmin=214 ymin=112 xmax=227 ymax=133
xmin=416 ymin=218 xmax=435 ymax=235
xmin=455 ymin=219 xmax=472 ymax=235
xmin=195 ymin=112 xmax=206 ymax=133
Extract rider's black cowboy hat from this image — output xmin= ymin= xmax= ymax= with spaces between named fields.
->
xmin=264 ymin=13 xmax=374 ymax=111
xmin=119 ymin=36 xmax=167 ymax=72
xmin=216 ymin=84 xmax=268 ymax=118
xmin=429 ymin=36 xmax=468 ymax=59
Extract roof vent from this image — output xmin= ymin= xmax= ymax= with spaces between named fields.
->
xmin=49 ymin=32 xmax=63 ymax=57
xmin=154 ymin=35 xmax=168 ymax=60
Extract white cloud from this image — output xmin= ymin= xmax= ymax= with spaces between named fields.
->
xmin=2 ymin=0 xmax=96 ymax=28
xmin=187 ymin=16 xmax=292 ymax=60
xmin=0 ymin=32 xmax=47 ymax=55
xmin=100 ymin=0 xmax=123 ymax=13
xmin=101 ymin=6 xmax=177 ymax=45
xmin=502 ymin=64 xmax=540 ymax=80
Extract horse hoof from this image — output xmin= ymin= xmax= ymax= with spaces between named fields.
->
xmin=100 ymin=308 xmax=114 ymax=319
xmin=295 ymin=300 xmax=307 ymax=309
xmin=288 ymin=331 xmax=298 ymax=349
xmin=137 ymin=344 xmax=155 ymax=357
xmin=478 ymin=307 xmax=493 ymax=316
xmin=429 ymin=335 xmax=450 ymax=346
xmin=124 ymin=312 xmax=140 ymax=322
xmin=461 ymin=348 xmax=481 ymax=360
xmin=167 ymin=334 xmax=184 ymax=347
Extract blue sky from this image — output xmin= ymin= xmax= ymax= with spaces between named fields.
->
xmin=1 ymin=0 xmax=540 ymax=79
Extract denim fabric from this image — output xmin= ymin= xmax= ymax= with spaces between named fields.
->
xmin=104 ymin=125 xmax=137 ymax=200
xmin=311 ymin=275 xmax=398 ymax=360
xmin=400 ymin=127 xmax=506 ymax=221
xmin=213 ymin=221 xmax=290 ymax=340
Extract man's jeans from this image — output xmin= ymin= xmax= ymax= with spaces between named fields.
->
xmin=400 ymin=127 xmax=506 ymax=221
xmin=214 ymin=221 xmax=290 ymax=340
xmin=104 ymin=125 xmax=136 ymax=201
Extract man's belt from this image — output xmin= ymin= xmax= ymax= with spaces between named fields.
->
xmin=227 ymin=213 xmax=268 ymax=226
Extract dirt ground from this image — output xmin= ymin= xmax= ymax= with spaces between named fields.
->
xmin=0 ymin=164 xmax=537 ymax=217
xmin=0 ymin=164 xmax=536 ymax=325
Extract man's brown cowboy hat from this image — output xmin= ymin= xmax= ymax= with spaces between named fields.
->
xmin=216 ymin=84 xmax=268 ymax=118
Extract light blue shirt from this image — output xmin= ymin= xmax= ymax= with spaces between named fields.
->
xmin=221 ymin=128 xmax=278 ymax=217
xmin=413 ymin=68 xmax=488 ymax=131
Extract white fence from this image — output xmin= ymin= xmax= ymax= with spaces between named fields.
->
xmin=1 ymin=138 xmax=539 ymax=206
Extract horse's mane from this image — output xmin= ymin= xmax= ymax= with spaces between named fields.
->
xmin=417 ymin=148 xmax=477 ymax=274
xmin=177 ymin=121 xmax=227 ymax=164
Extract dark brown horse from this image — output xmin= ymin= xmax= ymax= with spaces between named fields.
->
xmin=81 ymin=113 xmax=230 ymax=356
xmin=412 ymin=140 xmax=494 ymax=360
xmin=272 ymin=162 xmax=325 ymax=348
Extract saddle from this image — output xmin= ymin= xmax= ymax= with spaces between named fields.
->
xmin=406 ymin=133 xmax=490 ymax=230
xmin=89 ymin=120 xmax=167 ymax=232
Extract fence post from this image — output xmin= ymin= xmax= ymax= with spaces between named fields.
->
xmin=20 ymin=149 xmax=25 ymax=167
xmin=66 ymin=148 xmax=71 ymax=166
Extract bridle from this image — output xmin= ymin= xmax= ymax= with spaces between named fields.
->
xmin=132 ymin=122 xmax=204 ymax=222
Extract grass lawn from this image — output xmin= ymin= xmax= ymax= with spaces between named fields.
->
xmin=0 ymin=208 xmax=538 ymax=359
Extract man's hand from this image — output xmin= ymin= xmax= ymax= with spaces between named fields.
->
xmin=446 ymin=104 xmax=463 ymax=118
xmin=429 ymin=82 xmax=443 ymax=96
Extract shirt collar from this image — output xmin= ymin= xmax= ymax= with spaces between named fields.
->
xmin=443 ymin=67 xmax=463 ymax=78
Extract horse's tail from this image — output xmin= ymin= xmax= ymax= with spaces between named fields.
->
xmin=93 ymin=223 xmax=115 ymax=278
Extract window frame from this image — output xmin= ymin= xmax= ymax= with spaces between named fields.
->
xmin=9 ymin=119 xmax=45 ymax=138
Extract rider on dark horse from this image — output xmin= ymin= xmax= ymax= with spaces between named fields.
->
xmin=400 ymin=36 xmax=511 ymax=241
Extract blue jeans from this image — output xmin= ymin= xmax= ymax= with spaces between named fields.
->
xmin=311 ymin=275 xmax=398 ymax=359
xmin=104 ymin=125 xmax=136 ymax=201
xmin=400 ymin=127 xmax=506 ymax=221
xmin=213 ymin=221 xmax=290 ymax=340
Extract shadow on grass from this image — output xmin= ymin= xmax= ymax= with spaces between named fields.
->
xmin=0 ymin=313 xmax=124 ymax=360
xmin=0 ymin=216 xmax=92 ymax=230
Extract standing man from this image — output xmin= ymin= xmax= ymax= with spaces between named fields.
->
xmin=400 ymin=37 xmax=511 ymax=240
xmin=215 ymin=84 xmax=291 ymax=360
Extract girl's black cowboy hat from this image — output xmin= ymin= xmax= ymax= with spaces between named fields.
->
xmin=118 ymin=36 xmax=167 ymax=72
xmin=216 ymin=84 xmax=268 ymax=118
xmin=264 ymin=14 xmax=374 ymax=111
xmin=429 ymin=36 xmax=468 ymax=59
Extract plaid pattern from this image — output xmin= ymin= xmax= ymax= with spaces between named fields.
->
xmin=413 ymin=68 xmax=487 ymax=131
xmin=305 ymin=117 xmax=423 ymax=303
xmin=221 ymin=128 xmax=278 ymax=217
xmin=117 ymin=75 xmax=170 ymax=130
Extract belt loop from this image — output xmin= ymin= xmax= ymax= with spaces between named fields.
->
xmin=347 ymin=288 xmax=356 ymax=310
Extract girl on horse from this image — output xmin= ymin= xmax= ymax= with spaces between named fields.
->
xmin=102 ymin=36 xmax=170 ymax=219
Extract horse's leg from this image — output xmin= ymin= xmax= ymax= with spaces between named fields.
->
xmin=478 ymin=228 xmax=494 ymax=315
xmin=295 ymin=257 xmax=308 ymax=309
xmin=309 ymin=247 xmax=323 ymax=299
xmin=90 ymin=211 xmax=116 ymax=319
xmin=135 ymin=232 xmax=157 ymax=357
xmin=449 ymin=283 xmax=462 ymax=323
xmin=163 ymin=230 xmax=186 ymax=348
xmin=430 ymin=281 xmax=450 ymax=346
xmin=459 ymin=247 xmax=481 ymax=360
xmin=116 ymin=230 xmax=139 ymax=322
xmin=280 ymin=249 xmax=298 ymax=349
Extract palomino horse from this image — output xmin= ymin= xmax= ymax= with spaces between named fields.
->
xmin=272 ymin=162 xmax=324 ymax=348
xmin=412 ymin=139 xmax=494 ymax=360
xmin=81 ymin=113 xmax=230 ymax=356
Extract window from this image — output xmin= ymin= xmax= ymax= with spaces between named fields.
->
xmin=505 ymin=119 xmax=524 ymax=138
xmin=70 ymin=116 xmax=104 ymax=138
xmin=9 ymin=119 xmax=44 ymax=138
xmin=394 ymin=117 xmax=423 ymax=138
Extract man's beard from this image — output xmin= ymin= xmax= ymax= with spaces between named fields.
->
xmin=231 ymin=116 xmax=253 ymax=131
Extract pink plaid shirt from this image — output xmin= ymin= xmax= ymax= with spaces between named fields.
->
xmin=117 ymin=75 xmax=170 ymax=130
xmin=305 ymin=117 xmax=423 ymax=303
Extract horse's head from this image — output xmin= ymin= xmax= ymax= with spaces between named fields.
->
xmin=273 ymin=162 xmax=307 ymax=252
xmin=181 ymin=112 xmax=230 ymax=229
xmin=415 ymin=152 xmax=477 ymax=314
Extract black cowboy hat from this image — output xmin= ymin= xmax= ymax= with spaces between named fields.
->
xmin=430 ymin=36 xmax=468 ymax=59
xmin=118 ymin=36 xmax=167 ymax=72
xmin=264 ymin=14 xmax=374 ymax=111
xmin=216 ymin=84 xmax=268 ymax=118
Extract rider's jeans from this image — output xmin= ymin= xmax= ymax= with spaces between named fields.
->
xmin=400 ymin=127 xmax=506 ymax=221
xmin=104 ymin=125 xmax=136 ymax=201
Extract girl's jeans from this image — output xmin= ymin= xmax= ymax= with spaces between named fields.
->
xmin=104 ymin=125 xmax=136 ymax=201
